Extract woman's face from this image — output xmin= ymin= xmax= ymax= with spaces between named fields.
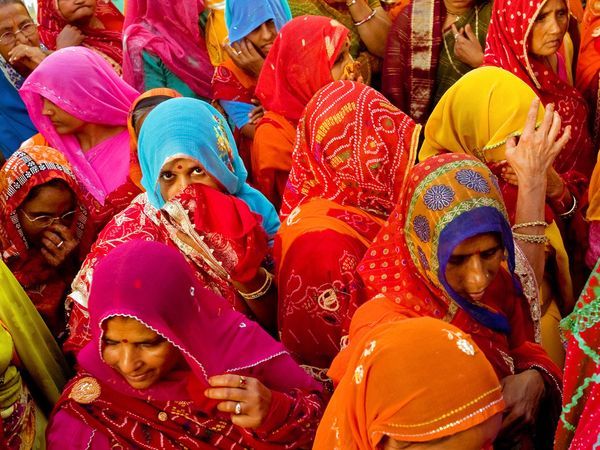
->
xmin=42 ymin=98 xmax=86 ymax=135
xmin=529 ymin=0 xmax=569 ymax=58
xmin=0 ymin=3 xmax=40 ymax=64
xmin=17 ymin=182 xmax=75 ymax=245
xmin=330 ymin=39 xmax=357 ymax=81
xmin=444 ymin=232 xmax=504 ymax=302
xmin=158 ymin=157 xmax=222 ymax=202
xmin=102 ymin=316 xmax=183 ymax=390
xmin=380 ymin=413 xmax=502 ymax=449
xmin=57 ymin=0 xmax=96 ymax=24
xmin=245 ymin=20 xmax=277 ymax=57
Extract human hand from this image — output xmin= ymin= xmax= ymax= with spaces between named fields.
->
xmin=40 ymin=223 xmax=78 ymax=267
xmin=224 ymin=39 xmax=264 ymax=77
xmin=248 ymin=99 xmax=264 ymax=125
xmin=452 ymin=24 xmax=484 ymax=68
xmin=8 ymin=44 xmax=46 ymax=70
xmin=497 ymin=369 xmax=545 ymax=445
xmin=56 ymin=25 xmax=84 ymax=49
xmin=205 ymin=374 xmax=272 ymax=429
xmin=504 ymin=99 xmax=571 ymax=190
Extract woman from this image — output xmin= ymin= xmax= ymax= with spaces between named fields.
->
xmin=0 ymin=0 xmax=45 ymax=158
xmin=253 ymin=15 xmax=359 ymax=210
xmin=314 ymin=318 xmax=504 ymax=449
xmin=421 ymin=66 xmax=587 ymax=367
xmin=586 ymin=155 xmax=600 ymax=267
xmin=37 ymin=0 xmax=124 ymax=70
xmin=0 ymin=260 xmax=71 ymax=448
xmin=123 ymin=0 xmax=213 ymax=99
xmin=0 ymin=146 xmax=93 ymax=337
xmin=65 ymin=98 xmax=280 ymax=354
xmin=383 ymin=0 xmax=492 ymax=123
xmin=334 ymin=146 xmax=563 ymax=447
xmin=275 ymin=81 xmax=420 ymax=379
xmin=20 ymin=46 xmax=141 ymax=231
xmin=555 ymin=260 xmax=600 ymax=450
xmin=126 ymin=87 xmax=182 ymax=189
xmin=287 ymin=0 xmax=391 ymax=83
xmin=48 ymin=240 xmax=327 ymax=449
xmin=484 ymin=0 xmax=595 ymax=177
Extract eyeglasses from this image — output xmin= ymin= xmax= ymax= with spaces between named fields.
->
xmin=0 ymin=22 xmax=37 ymax=47
xmin=21 ymin=210 xmax=76 ymax=227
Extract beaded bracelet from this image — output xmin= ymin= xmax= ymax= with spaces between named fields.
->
xmin=512 ymin=232 xmax=549 ymax=245
xmin=238 ymin=268 xmax=274 ymax=301
xmin=354 ymin=9 xmax=377 ymax=26
xmin=511 ymin=221 xmax=548 ymax=231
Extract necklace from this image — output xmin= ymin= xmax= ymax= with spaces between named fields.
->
xmin=443 ymin=5 xmax=480 ymax=75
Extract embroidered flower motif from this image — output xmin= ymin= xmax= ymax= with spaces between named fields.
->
xmin=417 ymin=247 xmax=429 ymax=270
xmin=413 ymin=215 xmax=431 ymax=242
xmin=353 ymin=364 xmax=364 ymax=384
xmin=361 ymin=340 xmax=377 ymax=358
xmin=455 ymin=169 xmax=490 ymax=193
xmin=443 ymin=329 xmax=476 ymax=356
xmin=423 ymin=185 xmax=455 ymax=211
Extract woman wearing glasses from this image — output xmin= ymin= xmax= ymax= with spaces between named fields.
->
xmin=0 ymin=145 xmax=93 ymax=339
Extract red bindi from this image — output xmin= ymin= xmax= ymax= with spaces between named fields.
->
xmin=122 ymin=339 xmax=128 ymax=344
xmin=177 ymin=165 xmax=183 ymax=170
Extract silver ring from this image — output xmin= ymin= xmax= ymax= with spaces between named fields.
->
xmin=235 ymin=50 xmax=242 ymax=56
xmin=454 ymin=33 xmax=460 ymax=40
xmin=234 ymin=401 xmax=242 ymax=415
xmin=56 ymin=240 xmax=64 ymax=248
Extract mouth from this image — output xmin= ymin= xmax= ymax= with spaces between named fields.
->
xmin=546 ymin=39 xmax=561 ymax=48
xmin=466 ymin=291 xmax=485 ymax=302
xmin=262 ymin=43 xmax=273 ymax=52
xmin=124 ymin=371 xmax=152 ymax=384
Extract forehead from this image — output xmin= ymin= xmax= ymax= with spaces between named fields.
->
xmin=0 ymin=3 xmax=31 ymax=29
xmin=540 ymin=0 xmax=568 ymax=12
xmin=451 ymin=233 xmax=501 ymax=256
xmin=103 ymin=316 xmax=160 ymax=339
xmin=161 ymin=156 xmax=200 ymax=171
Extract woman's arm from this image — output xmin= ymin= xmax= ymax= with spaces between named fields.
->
xmin=347 ymin=1 xmax=391 ymax=57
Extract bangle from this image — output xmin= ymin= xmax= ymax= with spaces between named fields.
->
xmin=346 ymin=0 xmax=357 ymax=6
xmin=354 ymin=9 xmax=377 ymax=26
xmin=512 ymin=232 xmax=549 ymax=245
xmin=238 ymin=268 xmax=273 ymax=301
xmin=511 ymin=221 xmax=548 ymax=231
xmin=558 ymin=194 xmax=577 ymax=219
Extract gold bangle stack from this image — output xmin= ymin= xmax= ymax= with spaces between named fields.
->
xmin=238 ymin=268 xmax=274 ymax=301
xmin=512 ymin=232 xmax=548 ymax=245
xmin=511 ymin=221 xmax=548 ymax=231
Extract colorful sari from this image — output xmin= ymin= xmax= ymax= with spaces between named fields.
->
xmin=484 ymin=0 xmax=595 ymax=177
xmin=330 ymin=154 xmax=562 ymax=448
xmin=123 ymin=0 xmax=214 ymax=99
xmin=19 ymin=47 xmax=141 ymax=229
xmin=555 ymin=260 xmax=600 ymax=450
xmin=382 ymin=0 xmax=492 ymax=123
xmin=314 ymin=318 xmax=505 ymax=449
xmin=49 ymin=240 xmax=326 ymax=449
xmin=37 ymin=0 xmax=124 ymax=68
xmin=253 ymin=16 xmax=350 ymax=209
xmin=275 ymin=81 xmax=420 ymax=378
xmin=587 ymin=153 xmax=600 ymax=267
xmin=0 ymin=146 xmax=93 ymax=336
xmin=0 ymin=260 xmax=71 ymax=448
xmin=65 ymin=98 xmax=279 ymax=354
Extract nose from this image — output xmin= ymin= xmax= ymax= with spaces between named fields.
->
xmin=260 ymin=23 xmax=275 ymax=40
xmin=175 ymin=175 xmax=191 ymax=196
xmin=41 ymin=100 xmax=54 ymax=116
xmin=118 ymin=346 xmax=143 ymax=375
xmin=15 ymin=29 xmax=29 ymax=44
xmin=547 ymin=16 xmax=561 ymax=34
xmin=464 ymin=256 xmax=487 ymax=293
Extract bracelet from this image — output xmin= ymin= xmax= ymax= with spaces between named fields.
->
xmin=511 ymin=221 xmax=548 ymax=231
xmin=558 ymin=194 xmax=577 ymax=219
xmin=346 ymin=0 xmax=357 ymax=6
xmin=238 ymin=268 xmax=273 ymax=301
xmin=354 ymin=9 xmax=377 ymax=26
xmin=512 ymin=232 xmax=549 ymax=245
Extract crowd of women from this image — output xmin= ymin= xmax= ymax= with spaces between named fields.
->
xmin=0 ymin=0 xmax=598 ymax=448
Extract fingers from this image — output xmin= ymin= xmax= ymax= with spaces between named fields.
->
xmin=538 ymin=102 xmax=555 ymax=140
xmin=208 ymin=374 xmax=246 ymax=388
xmin=204 ymin=386 xmax=246 ymax=402
xmin=554 ymin=125 xmax=572 ymax=154
xmin=464 ymin=23 xmax=476 ymax=40
xmin=521 ymin=98 xmax=541 ymax=140
xmin=451 ymin=23 xmax=460 ymax=39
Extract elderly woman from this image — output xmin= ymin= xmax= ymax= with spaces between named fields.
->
xmin=65 ymin=98 xmax=280 ymax=354
xmin=37 ymin=0 xmax=124 ymax=69
xmin=48 ymin=240 xmax=327 ymax=449
xmin=332 ymin=103 xmax=566 ymax=447
xmin=0 ymin=146 xmax=93 ymax=337
xmin=20 ymin=47 xmax=141 ymax=230
xmin=314 ymin=318 xmax=504 ymax=449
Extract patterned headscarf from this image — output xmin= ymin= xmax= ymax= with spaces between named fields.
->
xmin=255 ymin=15 xmax=350 ymax=123
xmin=313 ymin=317 xmax=504 ymax=449
xmin=281 ymin=81 xmax=421 ymax=218
xmin=359 ymin=154 xmax=517 ymax=333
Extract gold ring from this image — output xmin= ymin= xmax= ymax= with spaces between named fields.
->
xmin=239 ymin=376 xmax=247 ymax=388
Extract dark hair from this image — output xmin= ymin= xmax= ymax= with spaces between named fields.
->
xmin=22 ymin=178 xmax=73 ymax=205
xmin=131 ymin=95 xmax=174 ymax=133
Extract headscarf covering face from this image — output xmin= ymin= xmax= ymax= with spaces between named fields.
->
xmin=359 ymin=154 xmax=516 ymax=333
xmin=313 ymin=317 xmax=504 ymax=449
xmin=281 ymin=80 xmax=421 ymax=218
xmin=123 ymin=0 xmax=214 ymax=98
xmin=138 ymin=97 xmax=280 ymax=236
xmin=79 ymin=240 xmax=320 ymax=402
xmin=19 ymin=47 xmax=139 ymax=203
xmin=225 ymin=0 xmax=292 ymax=44
xmin=255 ymin=15 xmax=350 ymax=123
xmin=420 ymin=66 xmax=545 ymax=162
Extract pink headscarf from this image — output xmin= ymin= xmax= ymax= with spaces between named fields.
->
xmin=123 ymin=0 xmax=214 ymax=99
xmin=20 ymin=47 xmax=139 ymax=204
xmin=78 ymin=239 xmax=321 ymax=402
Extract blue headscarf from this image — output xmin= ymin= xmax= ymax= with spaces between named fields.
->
xmin=138 ymin=97 xmax=280 ymax=237
xmin=225 ymin=0 xmax=292 ymax=44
